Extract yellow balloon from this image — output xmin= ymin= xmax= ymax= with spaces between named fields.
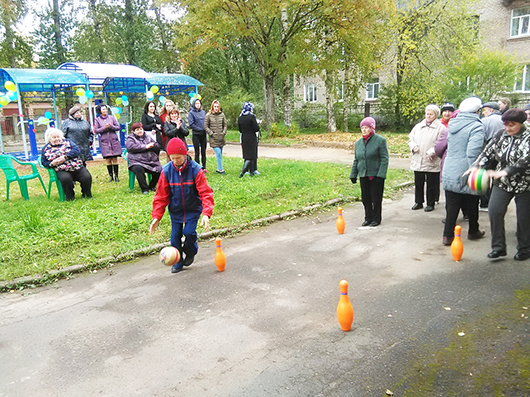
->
xmin=150 ymin=85 xmax=159 ymax=94
xmin=0 ymin=96 xmax=8 ymax=106
xmin=4 ymin=81 xmax=16 ymax=92
xmin=76 ymin=88 xmax=85 ymax=97
xmin=115 ymin=114 xmax=121 ymax=120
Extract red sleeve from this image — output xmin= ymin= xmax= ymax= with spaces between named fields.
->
xmin=195 ymin=170 xmax=214 ymax=218
xmin=151 ymin=171 xmax=171 ymax=219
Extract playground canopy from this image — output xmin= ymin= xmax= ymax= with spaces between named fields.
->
xmin=1 ymin=63 xmax=203 ymax=159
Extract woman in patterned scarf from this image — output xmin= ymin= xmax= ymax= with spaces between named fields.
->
xmin=40 ymin=127 xmax=93 ymax=201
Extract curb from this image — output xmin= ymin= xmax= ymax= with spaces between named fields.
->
xmin=0 ymin=197 xmax=355 ymax=292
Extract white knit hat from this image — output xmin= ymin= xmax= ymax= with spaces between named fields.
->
xmin=425 ymin=104 xmax=440 ymax=118
xmin=459 ymin=97 xmax=482 ymax=113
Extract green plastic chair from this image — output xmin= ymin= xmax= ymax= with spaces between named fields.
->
xmin=37 ymin=156 xmax=65 ymax=202
xmin=0 ymin=154 xmax=47 ymax=201
xmin=123 ymin=150 xmax=151 ymax=191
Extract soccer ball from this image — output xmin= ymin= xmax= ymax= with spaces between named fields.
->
xmin=159 ymin=246 xmax=180 ymax=266
xmin=467 ymin=168 xmax=490 ymax=194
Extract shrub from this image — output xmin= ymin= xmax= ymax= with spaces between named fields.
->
xmin=269 ymin=122 xmax=300 ymax=138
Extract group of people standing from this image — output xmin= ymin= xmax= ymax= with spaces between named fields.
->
xmin=353 ymin=96 xmax=530 ymax=261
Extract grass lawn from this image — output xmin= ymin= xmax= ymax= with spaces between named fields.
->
xmin=0 ymin=133 xmax=412 ymax=284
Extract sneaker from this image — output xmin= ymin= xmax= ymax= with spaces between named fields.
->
xmin=468 ymin=230 xmax=485 ymax=240
xmin=171 ymin=263 xmax=183 ymax=273
xmin=252 ymin=171 xmax=261 ymax=176
xmin=216 ymin=170 xmax=226 ymax=175
xmin=183 ymin=253 xmax=195 ymax=267
xmin=142 ymin=190 xmax=149 ymax=195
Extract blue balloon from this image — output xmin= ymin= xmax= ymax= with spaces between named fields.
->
xmin=45 ymin=111 xmax=52 ymax=119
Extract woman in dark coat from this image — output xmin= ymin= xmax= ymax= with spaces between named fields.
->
xmin=94 ymin=104 xmax=122 ymax=182
xmin=164 ymin=108 xmax=189 ymax=150
xmin=238 ymin=102 xmax=260 ymax=177
xmin=125 ymin=122 xmax=162 ymax=194
xmin=62 ymin=105 xmax=93 ymax=166
xmin=350 ymin=117 xmax=389 ymax=227
xmin=141 ymin=101 xmax=163 ymax=149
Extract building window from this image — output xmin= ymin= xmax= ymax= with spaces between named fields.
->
xmin=366 ymin=79 xmax=379 ymax=101
xmin=514 ymin=64 xmax=530 ymax=92
xmin=304 ymin=84 xmax=317 ymax=103
xmin=511 ymin=8 xmax=530 ymax=37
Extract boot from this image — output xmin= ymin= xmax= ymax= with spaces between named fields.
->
xmin=239 ymin=160 xmax=251 ymax=178
xmin=107 ymin=165 xmax=114 ymax=182
xmin=113 ymin=165 xmax=119 ymax=182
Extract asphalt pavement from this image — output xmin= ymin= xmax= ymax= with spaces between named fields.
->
xmin=1 ymin=144 xmax=527 ymax=396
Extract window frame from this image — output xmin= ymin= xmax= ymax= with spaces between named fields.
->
xmin=510 ymin=7 xmax=530 ymax=38
xmin=513 ymin=64 xmax=530 ymax=93
xmin=304 ymin=84 xmax=318 ymax=103
xmin=365 ymin=79 xmax=380 ymax=101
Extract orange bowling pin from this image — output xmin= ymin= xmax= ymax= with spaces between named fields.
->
xmin=451 ymin=225 xmax=464 ymax=261
xmin=337 ymin=280 xmax=354 ymax=331
xmin=215 ymin=237 xmax=226 ymax=272
xmin=336 ymin=207 xmax=345 ymax=234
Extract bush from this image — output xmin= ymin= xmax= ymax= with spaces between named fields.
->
xmin=269 ymin=122 xmax=300 ymax=138
xmin=292 ymin=103 xmax=326 ymax=129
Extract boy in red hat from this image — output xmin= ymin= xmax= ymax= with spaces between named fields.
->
xmin=150 ymin=138 xmax=214 ymax=273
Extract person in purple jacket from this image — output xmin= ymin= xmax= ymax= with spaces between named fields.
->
xmin=94 ymin=104 xmax=122 ymax=182
xmin=188 ymin=98 xmax=207 ymax=171
xmin=125 ymin=122 xmax=162 ymax=194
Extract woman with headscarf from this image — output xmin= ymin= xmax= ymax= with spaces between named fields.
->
xmin=94 ymin=103 xmax=122 ymax=182
xmin=41 ymin=127 xmax=93 ymax=201
xmin=350 ymin=117 xmax=389 ymax=227
xmin=62 ymin=105 xmax=93 ymax=166
xmin=238 ymin=102 xmax=260 ymax=177
xmin=408 ymin=104 xmax=445 ymax=212
xmin=469 ymin=108 xmax=530 ymax=261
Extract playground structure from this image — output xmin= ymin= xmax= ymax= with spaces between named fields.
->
xmin=0 ymin=63 xmax=203 ymax=160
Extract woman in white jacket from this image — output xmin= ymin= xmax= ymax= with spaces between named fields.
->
xmin=408 ymin=104 xmax=445 ymax=212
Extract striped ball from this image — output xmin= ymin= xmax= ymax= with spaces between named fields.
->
xmin=467 ymin=168 xmax=490 ymax=194
xmin=159 ymin=246 xmax=180 ymax=266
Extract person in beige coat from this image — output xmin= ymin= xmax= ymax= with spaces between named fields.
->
xmin=408 ymin=104 xmax=445 ymax=212
xmin=205 ymin=100 xmax=228 ymax=174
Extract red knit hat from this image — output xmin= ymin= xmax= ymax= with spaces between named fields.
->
xmin=166 ymin=138 xmax=187 ymax=155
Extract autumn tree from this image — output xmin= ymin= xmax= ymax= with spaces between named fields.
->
xmin=0 ymin=0 xmax=32 ymax=68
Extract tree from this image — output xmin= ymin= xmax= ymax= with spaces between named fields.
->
xmin=379 ymin=0 xmax=478 ymax=125
xmin=33 ymin=0 xmax=74 ymax=68
xmin=0 ymin=0 xmax=32 ymax=68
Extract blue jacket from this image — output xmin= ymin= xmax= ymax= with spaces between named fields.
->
xmin=442 ymin=112 xmax=485 ymax=194
xmin=152 ymin=156 xmax=214 ymax=223
xmin=188 ymin=106 xmax=206 ymax=135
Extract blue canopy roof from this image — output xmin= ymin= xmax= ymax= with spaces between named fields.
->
xmin=147 ymin=73 xmax=203 ymax=95
xmin=0 ymin=68 xmax=89 ymax=92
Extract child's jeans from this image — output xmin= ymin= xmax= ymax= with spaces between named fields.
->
xmin=213 ymin=146 xmax=223 ymax=171
xmin=170 ymin=217 xmax=199 ymax=262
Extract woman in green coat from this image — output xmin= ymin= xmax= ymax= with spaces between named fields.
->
xmin=350 ymin=117 xmax=389 ymax=227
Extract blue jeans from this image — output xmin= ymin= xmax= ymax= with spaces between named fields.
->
xmin=170 ymin=217 xmax=199 ymax=264
xmin=213 ymin=146 xmax=223 ymax=171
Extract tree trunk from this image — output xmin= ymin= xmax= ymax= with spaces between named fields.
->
xmin=283 ymin=75 xmax=291 ymax=127
xmin=52 ymin=0 xmax=66 ymax=64
xmin=343 ymin=64 xmax=350 ymax=133
xmin=324 ymin=70 xmax=337 ymax=133
xmin=88 ymin=0 xmax=105 ymax=63
xmin=263 ymin=73 xmax=275 ymax=127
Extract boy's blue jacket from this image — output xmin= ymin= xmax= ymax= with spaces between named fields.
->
xmin=152 ymin=156 xmax=214 ymax=223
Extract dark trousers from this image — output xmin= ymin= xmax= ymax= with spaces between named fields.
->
xmin=130 ymin=165 xmax=160 ymax=192
xmin=489 ymin=185 xmax=530 ymax=254
xmin=360 ymin=177 xmax=385 ymax=223
xmin=414 ymin=171 xmax=440 ymax=207
xmin=170 ymin=217 xmax=199 ymax=264
xmin=192 ymin=133 xmax=207 ymax=169
xmin=443 ymin=190 xmax=480 ymax=238
xmin=56 ymin=167 xmax=92 ymax=201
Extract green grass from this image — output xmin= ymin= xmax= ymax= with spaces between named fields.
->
xmin=0 ymin=156 xmax=411 ymax=281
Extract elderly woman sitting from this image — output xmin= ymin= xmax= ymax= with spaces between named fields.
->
xmin=125 ymin=122 xmax=163 ymax=194
xmin=40 ymin=127 xmax=93 ymax=201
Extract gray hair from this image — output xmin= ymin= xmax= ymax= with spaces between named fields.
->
xmin=425 ymin=104 xmax=441 ymax=118
xmin=44 ymin=127 xmax=64 ymax=144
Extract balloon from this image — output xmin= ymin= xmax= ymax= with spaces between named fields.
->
xmin=198 ymin=94 xmax=202 ymax=100
xmin=79 ymin=95 xmax=88 ymax=104
xmin=150 ymin=85 xmax=159 ymax=94
xmin=121 ymin=95 xmax=128 ymax=102
xmin=146 ymin=91 xmax=154 ymax=100
xmin=112 ymin=106 xmax=122 ymax=115
xmin=159 ymin=96 xmax=166 ymax=104
xmin=0 ymin=96 xmax=8 ymax=106
xmin=188 ymin=92 xmax=195 ymax=98
xmin=122 ymin=100 xmax=129 ymax=106
xmin=7 ymin=91 xmax=17 ymax=101
xmin=4 ymin=81 xmax=16 ymax=92
xmin=38 ymin=117 xmax=50 ymax=126
xmin=76 ymin=88 xmax=85 ymax=97
xmin=85 ymin=90 xmax=94 ymax=99
xmin=116 ymin=97 xmax=123 ymax=105
xmin=45 ymin=111 xmax=52 ymax=119
xmin=115 ymin=113 xmax=121 ymax=120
